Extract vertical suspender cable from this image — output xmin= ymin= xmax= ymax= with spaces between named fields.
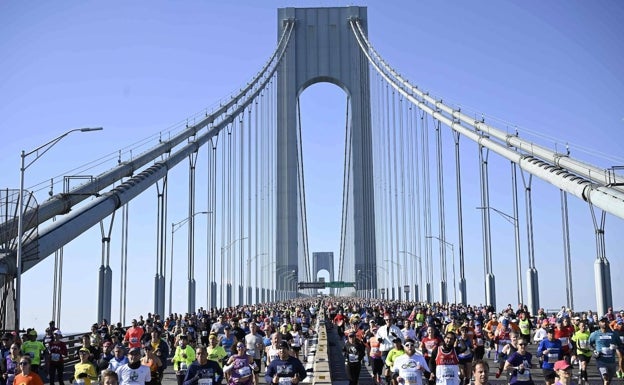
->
xmin=561 ymin=190 xmax=573 ymax=309
xmin=391 ymin=89 xmax=400 ymax=299
xmin=120 ymin=203 xmax=128 ymax=323
xmin=220 ymin=130 xmax=226 ymax=308
xmin=422 ymin=111 xmax=433 ymax=302
xmin=246 ymin=107 xmax=253 ymax=303
xmin=453 ymin=131 xmax=466 ymax=305
xmin=435 ymin=117 xmax=448 ymax=304
xmin=399 ymin=96 xmax=408 ymax=298
xmin=239 ymin=113 xmax=245 ymax=305
xmin=511 ymin=162 xmax=523 ymax=305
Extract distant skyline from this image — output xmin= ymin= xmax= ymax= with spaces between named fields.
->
xmin=1 ymin=1 xmax=623 ymax=332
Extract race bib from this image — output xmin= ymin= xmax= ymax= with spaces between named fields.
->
xmin=600 ymin=347 xmax=614 ymax=358
xmin=441 ymin=366 xmax=456 ymax=379
xmin=247 ymin=349 xmax=255 ymax=356
xmin=547 ymin=353 xmax=558 ymax=362
xmin=578 ymin=340 xmax=588 ymax=349
xmin=517 ymin=369 xmax=530 ymax=382
xmin=51 ymin=353 xmax=61 ymax=361
xmin=404 ymin=373 xmax=419 ymax=384
xmin=348 ymin=353 xmax=359 ymax=363
xmin=198 ymin=379 xmax=213 ymax=385
xmin=278 ymin=377 xmax=292 ymax=384
xmin=238 ymin=366 xmax=252 ymax=376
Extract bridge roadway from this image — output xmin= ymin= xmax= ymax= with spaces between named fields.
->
xmin=55 ymin=311 xmax=613 ymax=385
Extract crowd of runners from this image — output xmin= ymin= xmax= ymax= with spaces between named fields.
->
xmin=331 ymin=300 xmax=624 ymax=385
xmin=1 ymin=299 xmax=623 ymax=385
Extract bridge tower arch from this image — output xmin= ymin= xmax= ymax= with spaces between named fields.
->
xmin=276 ymin=6 xmax=377 ymax=296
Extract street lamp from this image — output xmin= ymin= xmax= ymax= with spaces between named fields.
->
xmin=249 ymin=252 xmax=267 ymax=303
xmin=476 ymin=206 xmax=522 ymax=305
xmin=426 ymin=235 xmax=456 ymax=304
xmin=16 ymin=127 xmax=103 ymax=330
xmin=220 ymin=236 xmax=248 ymax=307
xmin=170 ymin=211 xmax=209 ymax=315
xmin=399 ymin=251 xmax=422 ymax=301
xmin=383 ymin=259 xmax=402 ymax=300
xmin=261 ymin=260 xmax=276 ymax=302
xmin=378 ymin=264 xmax=389 ymax=298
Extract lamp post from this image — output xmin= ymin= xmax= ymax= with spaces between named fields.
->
xmin=170 ymin=211 xmax=209 ymax=315
xmin=261 ymin=260 xmax=276 ymax=302
xmin=220 ymin=236 xmax=248 ymax=307
xmin=249 ymin=252 xmax=267 ymax=303
xmin=383 ymin=259 xmax=402 ymax=300
xmin=16 ymin=127 xmax=103 ymax=330
xmin=476 ymin=206 xmax=522 ymax=305
xmin=378 ymin=265 xmax=389 ymax=299
xmin=426 ymin=236 xmax=456 ymax=304
xmin=399 ymin=251 xmax=422 ymax=301
xmin=285 ymin=270 xmax=297 ymax=299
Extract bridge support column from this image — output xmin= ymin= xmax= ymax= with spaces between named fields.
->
xmin=521 ymin=172 xmax=540 ymax=315
xmin=155 ymin=177 xmax=167 ymax=317
xmin=276 ymin=7 xmax=376 ymax=295
xmin=459 ymin=279 xmax=467 ymax=306
xmin=590 ymin=208 xmax=613 ymax=315
xmin=425 ymin=283 xmax=432 ymax=303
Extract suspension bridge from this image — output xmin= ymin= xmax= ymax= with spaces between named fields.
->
xmin=0 ymin=4 xmax=623 ymax=333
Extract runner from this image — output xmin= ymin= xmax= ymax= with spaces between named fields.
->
xmin=570 ymin=320 xmax=592 ymax=384
xmin=537 ymin=328 xmax=563 ymax=385
xmin=116 ymin=347 xmax=151 ymax=385
xmin=392 ymin=338 xmax=430 ymax=385
xmin=343 ymin=331 xmax=366 ymax=385
xmin=589 ymin=317 xmax=622 ymax=385
xmin=223 ymin=343 xmax=255 ymax=385
xmin=503 ymin=338 xmax=534 ymax=385
xmin=264 ymin=341 xmax=306 ymax=385
xmin=429 ymin=332 xmax=461 ymax=385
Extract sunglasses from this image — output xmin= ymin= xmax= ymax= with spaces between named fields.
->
xmin=19 ymin=362 xmax=29 ymax=366
xmin=404 ymin=343 xmax=415 ymax=347
xmin=237 ymin=345 xmax=245 ymax=348
xmin=518 ymin=343 xmax=527 ymax=346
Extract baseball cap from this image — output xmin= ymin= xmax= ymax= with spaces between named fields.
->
xmin=53 ymin=330 xmax=63 ymax=336
xmin=546 ymin=327 xmax=555 ymax=334
xmin=128 ymin=347 xmax=141 ymax=355
xmin=28 ymin=329 xmax=37 ymax=336
xmin=279 ymin=341 xmax=290 ymax=349
xmin=554 ymin=360 xmax=571 ymax=371
xmin=599 ymin=316 xmax=609 ymax=323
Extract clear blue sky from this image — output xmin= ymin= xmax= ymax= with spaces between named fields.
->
xmin=1 ymin=1 xmax=623 ymax=333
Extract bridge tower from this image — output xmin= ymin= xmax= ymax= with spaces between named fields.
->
xmin=276 ymin=7 xmax=377 ymax=295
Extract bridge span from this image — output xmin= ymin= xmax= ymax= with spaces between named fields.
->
xmin=0 ymin=4 xmax=622 ymax=333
